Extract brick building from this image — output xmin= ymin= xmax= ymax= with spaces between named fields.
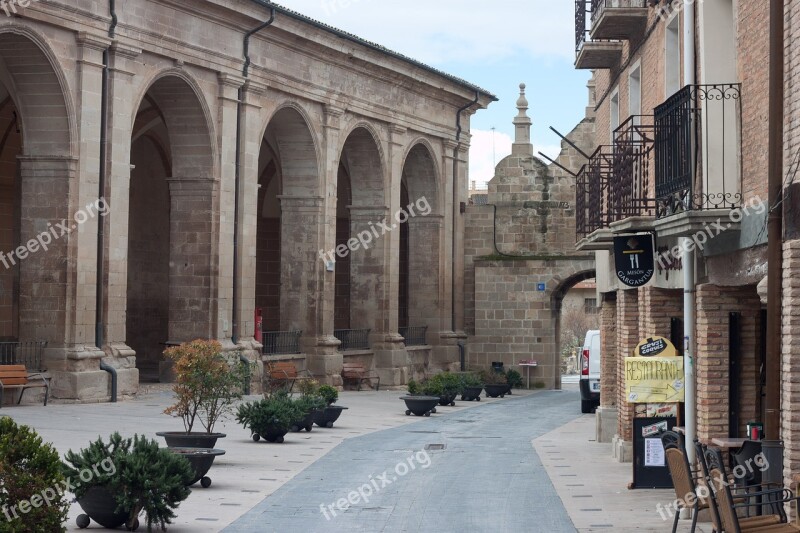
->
xmin=573 ymin=0 xmax=800 ymax=488
xmin=0 ymin=0 xmax=495 ymax=402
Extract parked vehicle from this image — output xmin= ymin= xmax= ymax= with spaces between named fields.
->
xmin=579 ymin=330 xmax=601 ymax=413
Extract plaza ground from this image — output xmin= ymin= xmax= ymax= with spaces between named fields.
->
xmin=2 ymin=384 xmax=705 ymax=532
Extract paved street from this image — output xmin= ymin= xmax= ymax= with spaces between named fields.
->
xmin=225 ymin=389 xmax=581 ymax=532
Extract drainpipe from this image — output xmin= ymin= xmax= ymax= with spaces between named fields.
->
xmin=234 ymin=2 xmax=275 ymax=394
xmin=682 ymin=0 xmax=696 ymax=461
xmin=762 ymin=0 xmax=784 ymax=484
xmin=97 ymin=0 xmax=117 ymax=401
xmin=452 ymin=92 xmax=479 ymax=333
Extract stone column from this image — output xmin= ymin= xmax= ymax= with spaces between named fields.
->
xmin=596 ymin=292 xmax=617 ymax=443
xmin=167 ymin=178 xmax=218 ymax=342
xmin=782 ymin=240 xmax=800 ymax=494
xmin=613 ymin=288 xmax=638 ymax=462
xmin=407 ymin=216 xmax=443 ymax=340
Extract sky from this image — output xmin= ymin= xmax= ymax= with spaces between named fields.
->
xmin=279 ymin=0 xmax=591 ymax=188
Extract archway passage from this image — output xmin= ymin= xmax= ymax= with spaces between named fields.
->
xmin=334 ymin=162 xmax=351 ymax=330
xmin=398 ymin=143 xmax=439 ymax=344
xmin=256 ymin=107 xmax=320 ymax=347
xmin=552 ymin=270 xmax=598 ymax=380
xmin=0 ymin=94 xmax=21 ymax=340
xmin=127 ymin=76 xmax=215 ymax=381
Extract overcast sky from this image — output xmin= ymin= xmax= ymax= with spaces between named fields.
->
xmin=279 ymin=0 xmax=591 ymax=188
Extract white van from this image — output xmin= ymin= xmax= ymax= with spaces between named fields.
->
xmin=579 ymin=330 xmax=601 ymax=413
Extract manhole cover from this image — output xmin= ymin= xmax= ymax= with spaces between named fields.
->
xmin=425 ymin=443 xmax=446 ymax=451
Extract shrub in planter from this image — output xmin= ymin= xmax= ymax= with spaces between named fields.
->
xmin=460 ymin=372 xmax=484 ymax=401
xmin=290 ymin=394 xmax=326 ymax=432
xmin=313 ymin=384 xmax=348 ymax=428
xmin=317 ymin=384 xmax=339 ymax=406
xmin=505 ymin=369 xmax=523 ymax=392
xmin=0 ymin=417 xmax=69 ymax=533
xmin=63 ymin=432 xmax=193 ymax=532
xmin=407 ymin=379 xmax=421 ymax=395
xmin=159 ymin=340 xmax=251 ymax=448
xmin=236 ymin=396 xmax=301 ymax=443
xmin=480 ymin=370 xmax=509 ymax=398
xmin=426 ymin=373 xmax=463 ymax=406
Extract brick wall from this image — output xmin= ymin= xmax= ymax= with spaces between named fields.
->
xmin=600 ymin=293 xmax=617 ymax=408
xmin=639 ymin=287 xmax=682 ymax=342
xmin=616 ymin=288 xmax=639 ymax=442
xmin=782 ymin=240 xmax=800 ymax=490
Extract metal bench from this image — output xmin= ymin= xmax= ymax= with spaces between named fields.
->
xmin=341 ymin=362 xmax=380 ymax=391
xmin=264 ymin=361 xmax=312 ymax=393
xmin=0 ymin=364 xmax=50 ymax=407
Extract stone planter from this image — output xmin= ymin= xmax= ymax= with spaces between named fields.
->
xmin=461 ymin=386 xmax=483 ymax=401
xmin=155 ymin=431 xmax=226 ymax=449
xmin=169 ymin=448 xmax=225 ymax=488
xmin=400 ymin=395 xmax=440 ymax=416
xmin=313 ymin=405 xmax=348 ymax=428
xmin=76 ymin=486 xmax=136 ymax=530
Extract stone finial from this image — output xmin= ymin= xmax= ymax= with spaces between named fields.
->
xmin=512 ymin=83 xmax=533 ymax=156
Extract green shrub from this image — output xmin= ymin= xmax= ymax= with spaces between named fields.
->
xmin=407 ymin=379 xmax=421 ymax=395
xmin=317 ymin=384 xmax=339 ymax=405
xmin=293 ymin=394 xmax=326 ymax=415
xmin=0 ymin=418 xmax=69 ymax=533
xmin=533 ymin=380 xmax=547 ymax=389
xmin=236 ymin=397 xmax=302 ymax=435
xmin=432 ymin=373 xmax=464 ymax=395
xmin=461 ymin=373 xmax=484 ymax=388
xmin=62 ymin=432 xmax=192 ymax=532
xmin=505 ymin=369 xmax=523 ymax=389
xmin=421 ymin=379 xmax=443 ymax=397
xmin=480 ymin=370 xmax=507 ymax=385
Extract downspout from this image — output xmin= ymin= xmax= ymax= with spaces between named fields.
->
xmin=682 ymin=0 xmax=696 ymax=461
xmin=762 ymin=0 xmax=785 ymax=483
xmin=234 ymin=2 xmax=275 ymax=393
xmin=98 ymin=0 xmax=117 ymax=402
xmin=452 ymin=92 xmax=479 ymax=332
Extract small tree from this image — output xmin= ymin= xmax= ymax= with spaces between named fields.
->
xmin=163 ymin=339 xmax=250 ymax=434
xmin=560 ymin=303 xmax=600 ymax=374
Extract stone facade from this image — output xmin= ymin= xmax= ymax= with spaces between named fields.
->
xmin=0 ymin=0 xmax=494 ymax=404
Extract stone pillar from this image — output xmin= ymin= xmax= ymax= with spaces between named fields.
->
xmin=596 ymin=292 xmax=617 ymax=443
xmin=613 ymin=288 xmax=638 ymax=462
xmin=782 ymin=240 xmax=800 ymax=493
xmin=167 ymin=178 xmax=218 ymax=342
xmin=407 ymin=216 xmax=443 ymax=343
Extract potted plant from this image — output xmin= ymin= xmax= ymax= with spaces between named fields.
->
xmin=505 ymin=369 xmax=523 ymax=394
xmin=157 ymin=339 xmax=250 ymax=449
xmin=429 ymin=373 xmax=463 ymax=406
xmin=400 ymin=379 xmax=440 ymax=416
xmin=460 ymin=373 xmax=484 ymax=401
xmin=289 ymin=381 xmax=327 ymax=432
xmin=64 ymin=432 xmax=193 ymax=531
xmin=0 ymin=418 xmax=70 ymax=532
xmin=313 ymin=384 xmax=349 ymax=428
xmin=481 ymin=370 xmax=509 ymax=398
xmin=236 ymin=395 xmax=301 ymax=443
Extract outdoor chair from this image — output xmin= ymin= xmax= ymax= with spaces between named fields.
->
xmin=661 ymin=430 xmax=710 ymax=533
xmin=705 ymin=446 xmax=800 ymax=533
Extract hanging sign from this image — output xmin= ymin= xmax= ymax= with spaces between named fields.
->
xmin=614 ymin=234 xmax=655 ymax=288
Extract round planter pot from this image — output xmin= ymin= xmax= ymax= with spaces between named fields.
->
xmin=461 ymin=386 xmax=483 ymax=401
xmin=76 ymin=485 xmax=136 ymax=530
xmin=156 ymin=431 xmax=226 ymax=449
xmin=484 ymin=384 xmax=508 ymax=398
xmin=251 ymin=425 xmax=290 ymax=443
xmin=400 ymin=395 xmax=440 ymax=416
xmin=168 ymin=448 xmax=225 ymax=488
xmin=313 ymin=405 xmax=349 ymax=428
xmin=290 ymin=410 xmax=317 ymax=432
xmin=438 ymin=393 xmax=457 ymax=407
xmin=505 ymin=384 xmax=514 ymax=395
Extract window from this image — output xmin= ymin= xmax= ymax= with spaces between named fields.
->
xmin=629 ymin=62 xmax=642 ymax=119
xmin=665 ymin=15 xmax=681 ymax=97
xmin=610 ymin=88 xmax=620 ymax=141
xmin=584 ymin=298 xmax=598 ymax=314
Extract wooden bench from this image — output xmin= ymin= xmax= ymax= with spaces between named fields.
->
xmin=0 ymin=365 xmax=50 ymax=407
xmin=341 ymin=363 xmax=380 ymax=391
xmin=264 ymin=361 xmax=312 ymax=393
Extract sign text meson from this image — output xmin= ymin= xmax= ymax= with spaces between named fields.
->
xmin=614 ymin=234 xmax=655 ymax=288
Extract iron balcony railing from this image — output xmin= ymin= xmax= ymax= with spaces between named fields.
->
xmin=575 ymin=0 xmax=588 ymax=54
xmin=654 ymin=83 xmax=743 ymax=218
xmin=0 ymin=340 xmax=47 ymax=372
xmin=610 ymin=115 xmax=658 ymax=222
xmin=576 ymin=145 xmax=614 ymax=240
xmin=261 ymin=330 xmax=302 ymax=355
xmin=399 ymin=326 xmax=428 ymax=347
xmin=334 ymin=329 xmax=371 ymax=351
xmin=591 ymin=0 xmax=648 ymax=21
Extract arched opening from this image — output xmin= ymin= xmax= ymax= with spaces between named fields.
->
xmin=552 ymin=270 xmax=598 ymax=377
xmin=337 ymin=127 xmax=385 ymax=343
xmin=127 ymin=75 xmax=214 ymax=381
xmin=0 ymin=93 xmax=21 ymax=341
xmin=256 ymin=106 xmax=320 ymax=352
xmin=334 ymin=162 xmax=351 ymax=330
xmin=398 ymin=143 xmax=439 ymax=345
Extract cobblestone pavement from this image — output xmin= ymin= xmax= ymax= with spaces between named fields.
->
xmin=225 ymin=389 xmax=581 ymax=532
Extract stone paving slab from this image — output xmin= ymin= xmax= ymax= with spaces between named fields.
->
xmin=1 ymin=384 xmax=529 ymax=531
xmin=534 ymin=415 xmax=714 ymax=532
xmin=225 ymin=389 xmax=582 ymax=532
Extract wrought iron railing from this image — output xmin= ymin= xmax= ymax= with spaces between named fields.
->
xmin=576 ymin=145 xmax=614 ymax=240
xmin=334 ymin=329 xmax=371 ymax=351
xmin=261 ymin=330 xmax=302 ymax=355
xmin=575 ymin=0 xmax=588 ymax=53
xmin=591 ymin=0 xmax=648 ymax=21
xmin=0 ymin=340 xmax=47 ymax=372
xmin=610 ymin=115 xmax=658 ymax=222
xmin=399 ymin=326 xmax=428 ymax=347
xmin=654 ymin=83 xmax=742 ymax=218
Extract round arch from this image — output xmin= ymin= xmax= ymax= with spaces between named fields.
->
xmin=261 ymin=104 xmax=321 ymax=197
xmin=339 ymin=124 xmax=385 ymax=207
xmin=401 ymin=141 xmax=440 ymax=214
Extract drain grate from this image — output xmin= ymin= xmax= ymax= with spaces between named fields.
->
xmin=425 ymin=443 xmax=446 ymax=451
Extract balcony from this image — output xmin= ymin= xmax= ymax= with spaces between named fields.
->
xmin=576 ymin=145 xmax=614 ymax=250
xmin=575 ymin=1 xmax=623 ymax=69
xmin=590 ymin=0 xmax=649 ymax=41
xmin=653 ymin=83 xmax=743 ymax=237
xmin=608 ymin=115 xmax=658 ymax=232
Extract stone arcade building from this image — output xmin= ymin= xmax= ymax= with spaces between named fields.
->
xmin=0 ymin=1 xmax=494 ymax=402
